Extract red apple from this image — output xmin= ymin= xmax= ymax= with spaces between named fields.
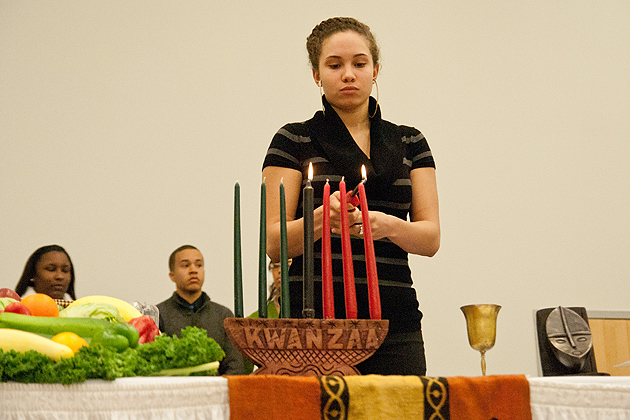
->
xmin=0 ymin=288 xmax=20 ymax=301
xmin=4 ymin=301 xmax=31 ymax=316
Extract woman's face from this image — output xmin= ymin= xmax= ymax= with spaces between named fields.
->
xmin=32 ymin=251 xmax=72 ymax=299
xmin=313 ymin=30 xmax=379 ymax=114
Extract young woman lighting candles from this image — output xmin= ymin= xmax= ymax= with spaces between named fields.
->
xmin=261 ymin=17 xmax=440 ymax=376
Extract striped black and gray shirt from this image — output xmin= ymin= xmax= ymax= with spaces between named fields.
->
xmin=262 ymin=97 xmax=435 ymax=332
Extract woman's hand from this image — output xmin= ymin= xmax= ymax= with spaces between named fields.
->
xmin=328 ymin=191 xmax=393 ymax=239
xmin=355 ymin=210 xmax=393 ymax=241
xmin=329 ymin=191 xmax=363 ymax=236
xmin=332 ymin=168 xmax=441 ymax=257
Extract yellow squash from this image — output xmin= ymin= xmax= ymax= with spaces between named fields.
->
xmin=0 ymin=328 xmax=74 ymax=360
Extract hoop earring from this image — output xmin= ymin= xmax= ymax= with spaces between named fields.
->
xmin=369 ymin=79 xmax=379 ymax=119
xmin=318 ymin=82 xmax=325 ymax=115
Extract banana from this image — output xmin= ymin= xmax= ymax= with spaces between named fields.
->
xmin=67 ymin=295 xmax=142 ymax=321
xmin=0 ymin=328 xmax=74 ymax=360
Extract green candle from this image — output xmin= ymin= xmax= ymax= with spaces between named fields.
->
xmin=279 ymin=180 xmax=290 ymax=318
xmin=258 ymin=179 xmax=267 ymax=318
xmin=233 ymin=182 xmax=243 ymax=318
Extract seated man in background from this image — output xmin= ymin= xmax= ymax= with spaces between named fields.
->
xmin=157 ymin=245 xmax=244 ymax=375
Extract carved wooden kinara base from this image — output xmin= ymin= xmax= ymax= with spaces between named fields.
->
xmin=224 ymin=317 xmax=389 ymax=376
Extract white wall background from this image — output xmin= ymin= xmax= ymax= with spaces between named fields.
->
xmin=1 ymin=1 xmax=628 ymax=377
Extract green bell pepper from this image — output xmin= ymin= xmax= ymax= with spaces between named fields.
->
xmin=91 ymin=322 xmax=140 ymax=352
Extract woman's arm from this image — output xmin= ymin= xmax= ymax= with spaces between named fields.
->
xmin=367 ymin=167 xmax=440 ymax=257
xmin=263 ymin=166 xmax=326 ymax=262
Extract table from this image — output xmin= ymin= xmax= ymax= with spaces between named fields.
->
xmin=1 ymin=377 xmax=230 ymax=420
xmin=529 ymin=376 xmax=630 ymax=420
xmin=2 ymin=375 xmax=630 ymax=420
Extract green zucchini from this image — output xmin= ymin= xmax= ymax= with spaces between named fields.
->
xmin=0 ymin=312 xmax=111 ymax=338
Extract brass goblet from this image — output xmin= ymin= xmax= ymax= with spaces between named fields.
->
xmin=460 ymin=304 xmax=501 ymax=376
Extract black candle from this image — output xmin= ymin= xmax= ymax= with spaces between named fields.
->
xmin=302 ymin=162 xmax=315 ymax=318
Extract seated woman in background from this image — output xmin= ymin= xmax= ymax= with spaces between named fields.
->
xmin=15 ymin=245 xmax=76 ymax=301
xmin=248 ymin=259 xmax=292 ymax=319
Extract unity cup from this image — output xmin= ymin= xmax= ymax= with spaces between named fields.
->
xmin=461 ymin=304 xmax=501 ymax=376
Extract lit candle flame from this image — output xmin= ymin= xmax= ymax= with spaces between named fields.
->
xmin=361 ymin=164 xmax=367 ymax=181
xmin=308 ymin=162 xmax=313 ymax=181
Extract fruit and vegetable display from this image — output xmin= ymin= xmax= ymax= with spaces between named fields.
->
xmin=0 ymin=289 xmax=225 ymax=384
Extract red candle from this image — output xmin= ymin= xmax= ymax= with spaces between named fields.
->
xmin=322 ymin=180 xmax=334 ymax=319
xmin=358 ymin=165 xmax=381 ymax=320
xmin=338 ymin=177 xmax=358 ymax=319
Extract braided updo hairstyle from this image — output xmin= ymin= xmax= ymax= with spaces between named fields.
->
xmin=306 ymin=17 xmax=380 ymax=70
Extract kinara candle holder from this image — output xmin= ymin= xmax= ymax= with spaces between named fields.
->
xmin=224 ymin=317 xmax=389 ymax=376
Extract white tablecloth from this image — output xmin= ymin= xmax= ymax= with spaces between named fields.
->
xmin=529 ymin=376 xmax=630 ymax=420
xmin=0 ymin=377 xmax=230 ymax=420
xmin=2 ymin=375 xmax=630 ymax=419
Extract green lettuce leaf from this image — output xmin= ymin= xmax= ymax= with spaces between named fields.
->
xmin=0 ymin=326 xmax=225 ymax=385
xmin=135 ymin=326 xmax=225 ymax=371
xmin=59 ymin=303 xmax=125 ymax=323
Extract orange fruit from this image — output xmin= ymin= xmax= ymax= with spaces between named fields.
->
xmin=21 ymin=293 xmax=60 ymax=317
xmin=51 ymin=332 xmax=88 ymax=354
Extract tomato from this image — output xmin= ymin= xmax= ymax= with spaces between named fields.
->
xmin=128 ymin=315 xmax=159 ymax=344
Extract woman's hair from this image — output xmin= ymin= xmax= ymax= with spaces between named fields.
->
xmin=15 ymin=245 xmax=76 ymax=299
xmin=306 ymin=17 xmax=380 ymax=70
xmin=268 ymin=259 xmax=293 ymax=271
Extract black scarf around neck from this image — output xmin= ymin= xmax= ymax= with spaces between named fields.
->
xmin=306 ymin=96 xmax=405 ymax=194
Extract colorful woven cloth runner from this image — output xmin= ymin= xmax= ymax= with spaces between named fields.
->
xmin=227 ymin=374 xmax=320 ymax=420
xmin=319 ymin=375 xmax=449 ymax=420
xmin=227 ymin=374 xmax=531 ymax=420
xmin=448 ymin=375 xmax=531 ymax=420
